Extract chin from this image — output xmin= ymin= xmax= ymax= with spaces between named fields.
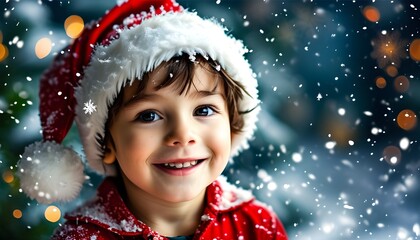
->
xmin=159 ymin=182 xmax=208 ymax=203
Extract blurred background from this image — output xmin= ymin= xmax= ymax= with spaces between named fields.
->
xmin=0 ymin=0 xmax=419 ymax=239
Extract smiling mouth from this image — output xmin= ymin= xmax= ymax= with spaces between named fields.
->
xmin=158 ymin=159 xmax=205 ymax=170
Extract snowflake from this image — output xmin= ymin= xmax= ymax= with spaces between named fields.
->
xmin=83 ymin=99 xmax=97 ymax=115
xmin=316 ymin=93 xmax=323 ymax=101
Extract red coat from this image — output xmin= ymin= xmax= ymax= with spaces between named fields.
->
xmin=52 ymin=176 xmax=288 ymax=240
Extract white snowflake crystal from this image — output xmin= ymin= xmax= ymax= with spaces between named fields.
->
xmin=316 ymin=93 xmax=323 ymax=101
xmin=83 ymin=99 xmax=97 ymax=115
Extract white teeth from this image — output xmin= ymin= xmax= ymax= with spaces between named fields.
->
xmin=163 ymin=160 xmax=199 ymax=169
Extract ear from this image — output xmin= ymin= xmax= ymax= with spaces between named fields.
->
xmin=103 ymin=142 xmax=116 ymax=165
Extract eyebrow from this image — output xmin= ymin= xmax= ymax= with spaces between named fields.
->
xmin=191 ymin=89 xmax=223 ymax=98
xmin=123 ymin=88 xmax=224 ymax=109
xmin=123 ymin=93 xmax=157 ymax=108
xmin=189 ymin=83 xmax=224 ymax=98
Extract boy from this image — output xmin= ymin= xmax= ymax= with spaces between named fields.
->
xmin=18 ymin=0 xmax=288 ymax=239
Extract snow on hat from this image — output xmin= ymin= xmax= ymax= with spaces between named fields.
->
xmin=18 ymin=0 xmax=260 ymax=204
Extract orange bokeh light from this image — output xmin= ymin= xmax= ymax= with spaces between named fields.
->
xmin=13 ymin=209 xmax=23 ymax=219
xmin=394 ymin=75 xmax=409 ymax=93
xmin=2 ymin=170 xmax=14 ymax=183
xmin=371 ymin=32 xmax=407 ymax=69
xmin=35 ymin=37 xmax=52 ymax=59
xmin=64 ymin=15 xmax=84 ymax=39
xmin=45 ymin=205 xmax=61 ymax=223
xmin=375 ymin=76 xmax=386 ymax=88
xmin=0 ymin=43 xmax=8 ymax=62
xmin=385 ymin=65 xmax=398 ymax=77
xmin=397 ymin=109 xmax=417 ymax=131
xmin=363 ymin=6 xmax=380 ymax=22
xmin=409 ymin=38 xmax=420 ymax=61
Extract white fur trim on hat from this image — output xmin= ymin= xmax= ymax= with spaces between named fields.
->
xmin=75 ymin=11 xmax=260 ymax=176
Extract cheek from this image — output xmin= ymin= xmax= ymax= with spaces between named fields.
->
xmin=114 ymin=126 xmax=148 ymax=159
xmin=117 ymin=128 xmax=135 ymax=149
xmin=209 ymin=120 xmax=232 ymax=156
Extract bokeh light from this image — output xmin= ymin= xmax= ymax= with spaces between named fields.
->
xmin=385 ymin=65 xmax=398 ymax=77
xmin=44 ymin=205 xmax=61 ymax=223
xmin=35 ymin=37 xmax=52 ymax=59
xmin=2 ymin=170 xmax=14 ymax=183
xmin=371 ymin=32 xmax=407 ymax=69
xmin=382 ymin=145 xmax=401 ymax=165
xmin=399 ymin=137 xmax=410 ymax=150
xmin=375 ymin=76 xmax=386 ymax=88
xmin=363 ymin=6 xmax=380 ymax=22
xmin=0 ymin=43 xmax=8 ymax=62
xmin=64 ymin=15 xmax=84 ymax=39
xmin=409 ymin=38 xmax=420 ymax=61
xmin=12 ymin=209 xmax=23 ymax=219
xmin=397 ymin=109 xmax=417 ymax=131
xmin=394 ymin=75 xmax=409 ymax=93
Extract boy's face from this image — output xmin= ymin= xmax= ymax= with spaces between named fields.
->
xmin=108 ymin=64 xmax=231 ymax=203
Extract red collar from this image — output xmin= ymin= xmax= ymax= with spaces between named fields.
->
xmin=66 ymin=176 xmax=254 ymax=238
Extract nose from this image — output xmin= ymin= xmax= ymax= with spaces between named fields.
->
xmin=165 ymin=115 xmax=196 ymax=147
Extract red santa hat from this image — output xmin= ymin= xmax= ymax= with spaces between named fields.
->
xmin=18 ymin=0 xmax=260 ymax=204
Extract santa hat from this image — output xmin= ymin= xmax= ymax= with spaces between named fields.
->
xmin=18 ymin=0 xmax=260 ymax=204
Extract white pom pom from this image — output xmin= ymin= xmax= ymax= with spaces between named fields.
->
xmin=18 ymin=141 xmax=85 ymax=204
